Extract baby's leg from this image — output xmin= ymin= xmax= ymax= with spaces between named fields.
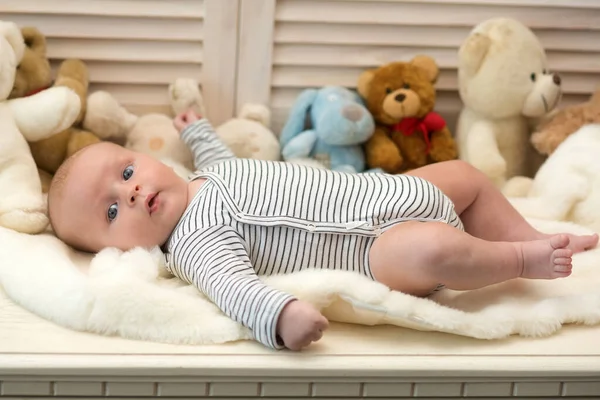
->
xmin=405 ymin=160 xmax=598 ymax=253
xmin=369 ymin=221 xmax=573 ymax=296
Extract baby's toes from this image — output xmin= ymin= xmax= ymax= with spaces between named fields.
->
xmin=550 ymin=234 xmax=570 ymax=250
xmin=553 ymin=257 xmax=572 ymax=266
xmin=552 ymin=249 xmax=572 ymax=267
xmin=554 ymin=262 xmax=572 ymax=276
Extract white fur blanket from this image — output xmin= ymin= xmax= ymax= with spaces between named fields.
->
xmin=2 ymin=217 xmax=600 ymax=348
xmin=505 ymin=124 xmax=600 ymax=233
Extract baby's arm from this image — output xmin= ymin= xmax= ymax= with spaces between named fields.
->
xmin=169 ymin=225 xmax=328 ymax=350
xmin=175 ymin=110 xmax=236 ymax=170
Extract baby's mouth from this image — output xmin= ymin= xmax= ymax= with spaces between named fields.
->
xmin=146 ymin=193 xmax=159 ymax=214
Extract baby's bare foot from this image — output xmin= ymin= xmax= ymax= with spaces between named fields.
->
xmin=516 ymin=234 xmax=573 ymax=280
xmin=539 ymin=232 xmax=598 ymax=253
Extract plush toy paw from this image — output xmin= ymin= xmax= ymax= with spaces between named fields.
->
xmin=367 ymin=145 xmax=404 ymax=173
xmin=51 ymin=86 xmax=82 ymax=133
xmin=0 ymin=209 xmax=48 ymax=234
xmin=334 ymin=165 xmax=358 ymax=174
xmin=470 ymin=149 xmax=507 ymax=183
xmin=428 ymin=144 xmax=458 ymax=163
xmin=502 ymin=176 xmax=534 ymax=197
xmin=9 ymin=86 xmax=81 ymax=142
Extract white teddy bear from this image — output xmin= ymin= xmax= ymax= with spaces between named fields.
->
xmin=455 ymin=17 xmax=562 ymax=188
xmin=0 ymin=21 xmax=80 ymax=234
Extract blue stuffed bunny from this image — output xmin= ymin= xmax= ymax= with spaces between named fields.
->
xmin=279 ymin=86 xmax=375 ymax=173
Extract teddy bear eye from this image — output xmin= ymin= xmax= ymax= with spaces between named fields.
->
xmin=385 ymin=88 xmax=392 ymax=94
xmin=402 ymin=83 xmax=410 ymax=89
xmin=530 ymin=73 xmax=536 ymax=82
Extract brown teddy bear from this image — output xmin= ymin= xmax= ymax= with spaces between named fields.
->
xmin=530 ymin=88 xmax=600 ymax=157
xmin=29 ymin=59 xmax=102 ymax=191
xmin=8 ymin=26 xmax=52 ymax=99
xmin=357 ymin=55 xmax=458 ymax=173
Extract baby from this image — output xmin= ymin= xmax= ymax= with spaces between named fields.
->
xmin=48 ymin=110 xmax=599 ymax=351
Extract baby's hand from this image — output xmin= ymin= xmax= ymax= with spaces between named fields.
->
xmin=173 ymin=109 xmax=202 ymax=132
xmin=277 ymin=300 xmax=329 ymax=350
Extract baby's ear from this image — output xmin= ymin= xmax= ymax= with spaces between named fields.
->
xmin=410 ymin=55 xmax=439 ymax=83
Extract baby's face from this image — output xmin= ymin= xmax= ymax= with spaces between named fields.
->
xmin=52 ymin=142 xmax=189 ymax=252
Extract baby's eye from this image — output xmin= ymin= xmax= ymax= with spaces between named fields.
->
xmin=107 ymin=203 xmax=118 ymax=222
xmin=123 ymin=165 xmax=134 ymax=181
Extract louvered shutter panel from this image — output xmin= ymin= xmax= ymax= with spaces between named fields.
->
xmin=2 ymin=0 xmax=239 ymax=125
xmin=236 ymin=0 xmax=600 ymax=135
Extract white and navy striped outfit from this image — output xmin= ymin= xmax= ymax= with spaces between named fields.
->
xmin=164 ymin=120 xmax=464 ymax=349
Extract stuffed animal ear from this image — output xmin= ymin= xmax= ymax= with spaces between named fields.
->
xmin=410 ymin=55 xmax=439 ymax=83
xmin=21 ymin=27 xmax=47 ymax=56
xmin=357 ymin=70 xmax=375 ymax=98
xmin=83 ymin=91 xmax=138 ymax=141
xmin=279 ymin=88 xmax=318 ymax=148
xmin=239 ymin=103 xmax=271 ymax=127
xmin=458 ymin=32 xmax=491 ymax=78
xmin=0 ymin=20 xmax=25 ymax=63
xmin=590 ymin=87 xmax=600 ymax=106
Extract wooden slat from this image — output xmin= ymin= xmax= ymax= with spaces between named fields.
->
xmin=236 ymin=0 xmax=277 ymax=109
xmin=270 ymin=66 xmax=596 ymax=95
xmin=6 ymin=14 xmax=203 ymax=41
xmin=275 ymin=23 xmax=600 ymax=52
xmin=47 ymin=38 xmax=203 ymax=63
xmin=273 ymin=44 xmax=457 ymax=69
xmin=276 ymin=23 xmax=473 ymax=47
xmin=88 ymin=83 xmax=173 ymax=107
xmin=272 ymin=44 xmax=600 ymax=74
xmin=0 ymin=0 xmax=205 ymax=18
xmin=328 ymin=0 xmax=600 ymax=8
xmin=202 ymin=0 xmax=240 ymax=125
xmin=275 ymin=0 xmax=600 ymax=30
xmin=50 ymin=61 xmax=203 ymax=85
xmin=270 ymin=65 xmax=455 ymax=89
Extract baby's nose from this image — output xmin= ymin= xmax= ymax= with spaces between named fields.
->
xmin=128 ymin=184 xmax=141 ymax=204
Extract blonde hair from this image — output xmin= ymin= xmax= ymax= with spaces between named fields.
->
xmin=47 ymin=145 xmax=93 ymax=236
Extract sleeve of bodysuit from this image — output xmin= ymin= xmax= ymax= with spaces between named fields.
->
xmin=179 ymin=118 xmax=236 ymax=170
xmin=168 ymin=225 xmax=297 ymax=349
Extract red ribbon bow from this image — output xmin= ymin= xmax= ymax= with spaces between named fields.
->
xmin=392 ymin=111 xmax=446 ymax=154
xmin=24 ymin=85 xmax=51 ymax=97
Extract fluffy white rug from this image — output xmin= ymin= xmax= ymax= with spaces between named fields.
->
xmin=1 ymin=217 xmax=600 ymax=347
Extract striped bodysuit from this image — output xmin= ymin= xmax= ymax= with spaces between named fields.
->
xmin=164 ymin=120 xmax=463 ymax=349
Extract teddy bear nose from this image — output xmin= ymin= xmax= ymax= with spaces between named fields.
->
xmin=342 ymin=104 xmax=364 ymax=122
xmin=395 ymin=93 xmax=406 ymax=103
xmin=552 ymin=73 xmax=561 ymax=86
